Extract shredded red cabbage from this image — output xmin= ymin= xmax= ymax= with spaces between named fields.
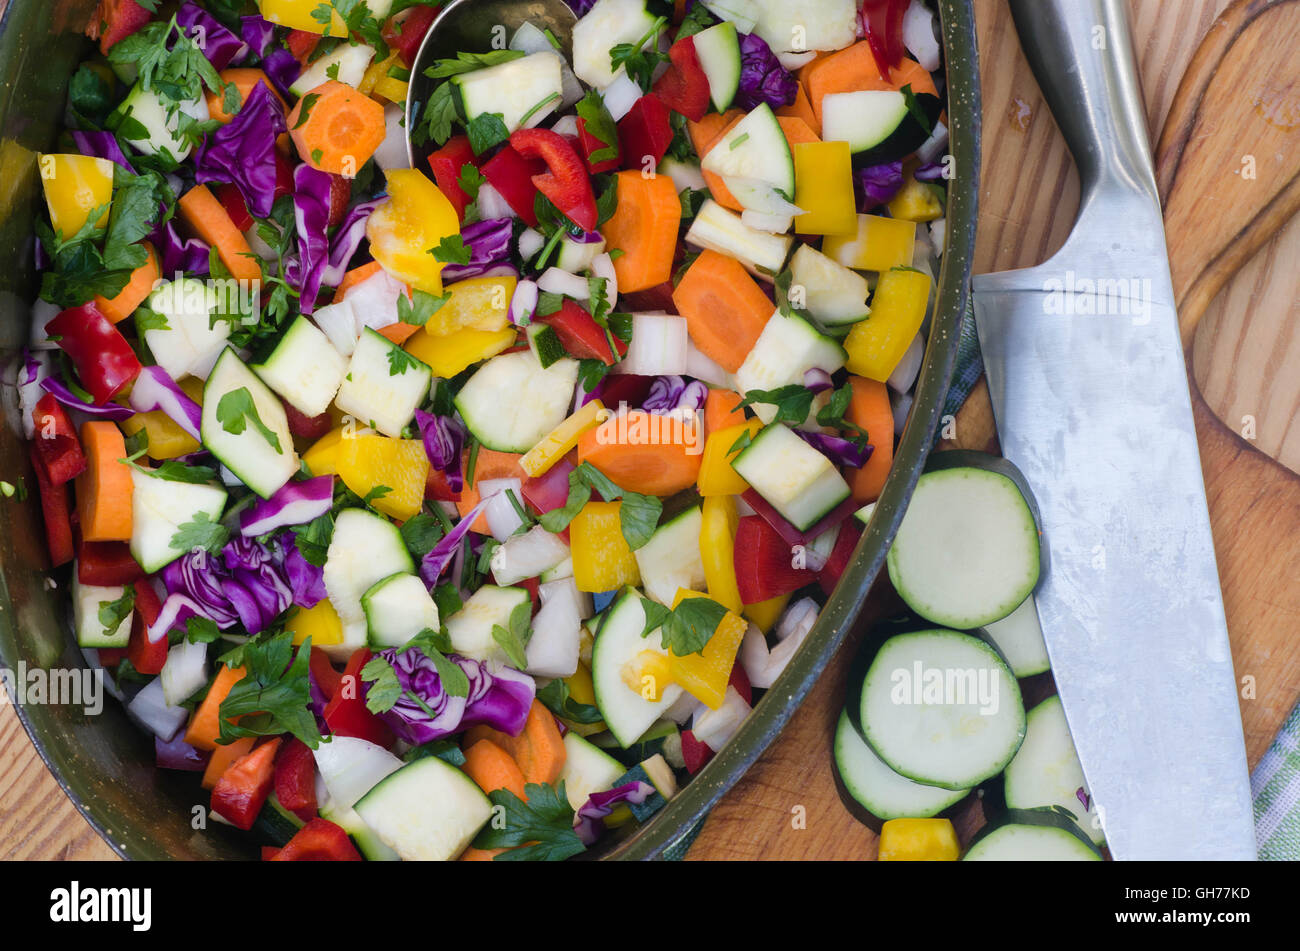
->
xmin=803 ymin=367 xmax=834 ymax=394
xmin=285 ymin=164 xmax=333 ymax=314
xmin=420 ymin=492 xmax=498 ymax=587
xmin=857 ymin=161 xmax=905 ymax=210
xmin=239 ymin=475 xmax=334 ymax=537
xmin=574 ymin=781 xmax=658 ymax=845
xmin=261 ymin=44 xmax=302 ymax=99
xmin=69 ymin=130 xmax=134 ymax=172
xmin=414 ymin=409 xmax=465 ymax=493
xmin=127 ymin=365 xmax=203 ymax=439
xmin=439 ymin=218 xmax=516 ymax=283
xmin=797 ymin=429 xmax=875 ymax=468
xmin=914 ymin=162 xmax=946 ymax=182
xmin=238 ymin=14 xmax=277 ymax=62
xmin=737 ymin=31 xmax=798 ymax=111
xmin=642 ymin=376 xmax=708 ymax=415
xmin=323 ymin=198 xmax=382 ymax=288
xmin=195 ymin=81 xmax=286 ymax=218
xmin=155 ymin=733 xmax=210 ymax=772
xmin=155 ymin=218 xmax=212 ymax=276
xmin=176 ymin=2 xmax=248 ymax=71
xmin=40 ymin=375 xmax=134 ymax=420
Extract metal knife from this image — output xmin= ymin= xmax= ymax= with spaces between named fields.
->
xmin=971 ymin=0 xmax=1256 ymax=859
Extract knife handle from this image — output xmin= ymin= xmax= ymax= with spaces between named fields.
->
xmin=1007 ymin=0 xmax=1160 ymax=214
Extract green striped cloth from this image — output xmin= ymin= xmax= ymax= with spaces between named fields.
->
xmin=1252 ymin=703 xmax=1300 ymax=860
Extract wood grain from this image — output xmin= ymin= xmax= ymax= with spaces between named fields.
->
xmin=1 ymin=0 xmax=1296 ymax=861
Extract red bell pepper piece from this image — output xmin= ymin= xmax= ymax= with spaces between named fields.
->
xmin=78 ymin=541 xmax=143 ymax=586
xmin=576 ymin=117 xmax=621 ymax=174
xmin=733 ymin=515 xmax=818 ymax=604
xmin=540 ymin=300 xmax=627 ymax=365
xmin=28 ymin=445 xmax=74 ymax=567
xmin=593 ymin=374 xmax=655 ymax=412
xmin=425 ymin=466 xmax=462 ymax=503
xmin=97 ymin=648 xmax=127 ymax=665
xmin=617 ymin=95 xmax=675 ymax=172
xmin=327 ymin=173 xmax=352 ymax=229
xmin=680 ymin=729 xmax=714 ymax=774
xmin=270 ymin=818 xmax=363 ymax=861
xmin=309 ymin=647 xmax=343 ymax=700
xmin=214 ymin=183 xmax=253 ymax=232
xmin=861 ymin=0 xmax=910 ymax=77
xmin=323 ymin=648 xmax=396 ymax=747
xmin=481 ymin=144 xmax=547 ymax=226
xmin=383 ymin=4 xmax=440 ymax=68
xmin=46 ymin=301 xmax=141 ymax=405
xmin=286 ymin=29 xmax=320 ymax=65
xmin=652 ymin=36 xmax=710 ymax=121
xmin=30 ymin=394 xmax=86 ymax=486
xmin=261 ymin=846 xmax=282 ymax=861
xmin=274 ymin=151 xmax=294 ymax=202
xmin=91 ymin=0 xmax=152 ymax=55
xmin=728 ymin=661 xmax=752 ymax=706
xmin=273 ymin=737 xmax=319 ymax=824
xmin=818 ymin=521 xmax=863 ymax=597
xmin=509 ymin=129 xmax=599 ymax=232
xmin=211 ymin=738 xmax=282 ymax=830
xmin=427 ymin=134 xmax=481 ymax=222
xmin=621 ymin=281 xmax=678 ymax=313
xmin=126 ymin=578 xmax=166 ymax=675
xmin=282 ymin=399 xmax=333 ymax=441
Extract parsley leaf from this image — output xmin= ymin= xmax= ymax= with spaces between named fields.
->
xmin=218 ymin=632 xmax=322 ymax=749
xmin=738 ymin=385 xmax=816 ymax=428
xmin=661 ymin=596 xmax=728 ymax=656
xmin=465 ymin=111 xmax=510 ymax=155
xmin=423 ymin=49 xmax=525 ymax=80
xmin=295 ymin=513 xmax=334 ymax=567
xmin=575 ymin=89 xmax=618 ymax=165
xmin=360 ymin=654 xmax=403 ymax=714
xmin=638 ymin=597 xmax=672 ymax=640
xmin=169 ymin=512 xmax=230 ymax=554
xmin=97 ymin=587 xmax=135 ymax=640
xmin=216 ymin=387 xmax=283 ymax=453
xmin=184 ymin=616 xmax=221 ymax=645
xmin=125 ymin=458 xmax=219 ymax=485
xmin=900 ymin=83 xmax=935 ymax=135
xmin=412 ymin=82 xmax=458 ymax=147
xmin=609 ymin=16 xmax=670 ymax=91
xmin=399 ymin=513 xmax=445 ymax=561
xmin=362 ymin=484 xmax=392 ymax=505
xmin=408 ymin=628 xmax=470 ymax=699
xmin=491 ymin=599 xmax=532 ymax=669
xmin=294 ymin=92 xmax=321 ymax=130
xmin=429 ymin=234 xmax=471 ymax=265
xmin=397 ymin=288 xmax=452 ymax=327
xmin=536 ymin=678 xmax=605 ymax=725
xmin=537 ymin=463 xmax=661 ymax=550
xmin=387 ymin=347 xmax=423 ymax=376
xmin=472 ymin=782 xmax=587 ymax=861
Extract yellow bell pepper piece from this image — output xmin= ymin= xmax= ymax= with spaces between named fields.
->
xmin=744 ymin=592 xmax=790 ymax=630
xmin=119 ymin=378 xmax=204 ymax=459
xmin=571 ymin=501 xmax=641 ymax=592
xmin=843 ymin=267 xmax=931 ymax=381
xmin=373 ymin=76 xmax=410 ymax=104
xmin=287 ymin=597 xmax=345 ymax=648
xmin=622 ymin=649 xmax=675 ymax=701
xmin=699 ymin=495 xmax=743 ymax=614
xmin=560 ymin=662 xmax=607 ymax=736
xmin=878 ymin=818 xmax=961 ymax=861
xmin=697 ymin=419 xmax=762 ymax=497
xmin=424 ymin=275 xmax=516 ymax=336
xmin=668 ymin=589 xmax=748 ymax=709
xmin=359 ymin=53 xmax=400 ymax=97
xmin=793 ymin=141 xmax=857 ymax=236
xmin=256 ymin=0 xmax=346 ymax=35
xmin=366 ymin=169 xmax=460 ymax=295
xmin=520 ymin=400 xmax=606 ymax=478
xmin=405 ymin=327 xmax=516 ymax=379
xmin=335 ymin=433 xmax=430 ymax=522
xmin=302 ymin=426 xmax=350 ymax=476
xmin=39 ymin=153 xmax=113 ymax=236
xmin=887 ymin=174 xmax=944 ymax=222
xmin=823 ymin=214 xmax=916 ymax=273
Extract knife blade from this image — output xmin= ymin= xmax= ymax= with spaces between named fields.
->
xmin=971 ymin=0 xmax=1255 ymax=859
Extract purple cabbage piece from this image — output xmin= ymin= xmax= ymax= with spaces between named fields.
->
xmin=414 ymin=410 xmax=466 ymax=494
xmin=564 ymin=0 xmax=599 ymax=15
xmin=127 ymin=366 xmax=203 ymax=439
xmin=284 ymin=538 xmax=327 ymax=609
xmin=177 ymin=2 xmax=248 ymax=71
xmin=307 ymin=666 xmax=330 ymax=733
xmin=857 ymin=161 xmax=905 ymax=210
xmin=797 ymin=429 xmax=875 ymax=469
xmin=574 ymin=781 xmax=658 ymax=845
xmin=156 ymin=733 xmax=210 ymax=772
xmin=642 ymin=376 xmax=708 ymax=415
xmin=439 ymin=218 xmax=516 ymax=283
xmin=419 ymin=491 xmax=498 ymax=587
xmin=239 ymin=14 xmax=277 ymax=62
xmin=34 ymin=235 xmax=48 ymax=271
xmin=736 ymin=31 xmax=798 ymax=111
xmin=261 ymin=45 xmax=303 ymax=99
xmin=284 ymin=164 xmax=334 ymax=314
xmin=803 ymin=367 xmax=834 ymax=394
xmin=154 ymin=218 xmax=211 ymax=277
xmin=239 ymin=475 xmax=334 ymax=537
xmin=322 ymin=198 xmax=383 ymax=289
xmin=69 ymin=130 xmax=135 ymax=172
xmin=914 ymin=162 xmax=946 ymax=183
xmin=368 ymin=648 xmax=535 ymax=745
xmin=39 ymin=375 xmax=134 ymax=420
xmin=194 ymin=81 xmax=286 ymax=218
xmin=148 ymin=592 xmax=208 ymax=642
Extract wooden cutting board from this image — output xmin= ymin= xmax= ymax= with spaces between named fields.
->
xmin=2 ymin=0 xmax=1298 ymax=862
xmin=684 ymin=0 xmax=1300 ymax=860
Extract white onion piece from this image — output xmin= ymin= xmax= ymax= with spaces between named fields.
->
xmin=509 ymin=21 xmax=554 ymax=54
xmin=590 ymin=252 xmax=619 ymax=308
xmin=928 ymin=217 xmax=947 ymax=257
xmin=526 ymin=578 xmax=586 ymax=678
xmin=29 ymin=300 xmax=61 ymax=350
xmin=916 ymin=119 xmax=949 ymax=165
xmin=891 ymin=389 xmax=914 ymax=436
xmin=17 ymin=351 xmax=50 ymax=439
xmin=684 ymin=339 xmax=732 ymax=389
xmin=777 ymin=50 xmax=818 ymax=71
xmin=372 ymin=103 xmax=411 ymax=171
xmin=476 ymin=182 xmax=516 ymax=220
xmin=776 ymin=597 xmax=820 ymax=643
xmin=312 ymin=299 xmax=361 ymax=357
xmin=510 ymin=279 xmax=539 ymax=326
xmin=314 ymin=735 xmax=403 ymax=810
xmin=494 ymin=525 xmax=570 ymax=586
xmin=888 ymin=333 xmax=925 ymax=394
xmin=537 ymin=267 xmax=591 ymax=300
xmin=660 ymin=159 xmax=707 ymax=194
xmin=691 ymin=686 xmax=751 ymax=750
xmin=127 ymin=677 xmax=189 ymax=741
xmin=903 ymin=0 xmax=942 ymax=71
xmin=550 ymin=114 xmax=580 ymax=138
xmin=518 ymin=227 xmax=546 ymax=262
xmin=601 ymin=70 xmax=643 ymax=121
xmin=560 ymin=63 xmax=585 ymax=108
xmin=478 ymin=478 xmax=526 ymax=541
xmin=662 ymin=690 xmax=705 ymax=726
xmin=343 ymin=268 xmax=405 ymax=332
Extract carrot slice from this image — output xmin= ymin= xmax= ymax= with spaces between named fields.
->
xmin=803 ymin=44 xmax=939 ymax=127
xmin=778 ymin=116 xmax=820 ymax=150
xmin=201 ymin=736 xmax=254 ymax=790
xmin=704 ymin=388 xmax=747 ymax=434
xmin=177 ymin=184 xmax=262 ymax=284
xmin=776 ymin=82 xmax=821 ymax=137
xmin=462 ymin=700 xmax=567 ymax=787
xmin=672 ymin=250 xmax=775 ymax=372
xmin=94 ymin=241 xmax=158 ymax=324
xmin=377 ymin=323 xmax=420 ymax=345
xmin=463 ymin=739 xmax=529 ymax=800
xmin=185 ymin=664 xmax=247 ymax=751
xmin=456 ymin=448 xmax=527 ymax=533
xmin=846 ymin=376 xmax=895 ymax=504
xmin=688 ymin=110 xmax=746 ymax=211
xmin=577 ymin=410 xmax=703 ymax=496
xmin=287 ymin=79 xmax=387 ymax=177
xmin=332 ymin=261 xmax=384 ymax=302
xmin=599 ymin=171 xmax=682 ymax=293
xmin=206 ymin=69 xmax=287 ymax=124
xmin=459 ymin=846 xmax=507 ymax=861
xmin=75 ymin=421 xmax=133 ymax=542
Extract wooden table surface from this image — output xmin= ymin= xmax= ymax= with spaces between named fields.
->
xmin=3 ymin=0 xmax=1298 ymax=861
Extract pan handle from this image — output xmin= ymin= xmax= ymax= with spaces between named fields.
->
xmin=1007 ymin=0 xmax=1160 ymax=214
